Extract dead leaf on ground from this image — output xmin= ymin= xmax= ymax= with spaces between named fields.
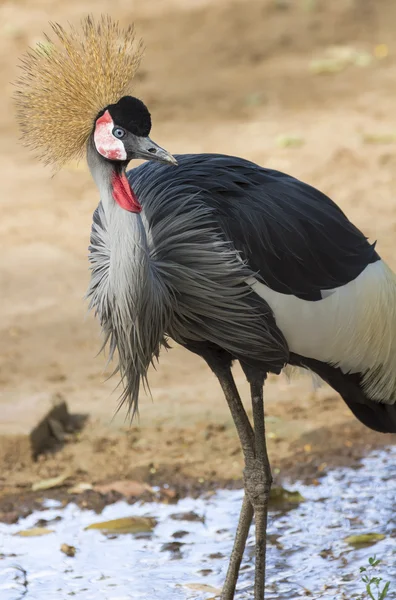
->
xmin=68 ymin=482 xmax=93 ymax=494
xmin=270 ymin=486 xmax=305 ymax=506
xmin=362 ymin=133 xmax=396 ymax=145
xmin=183 ymin=583 xmax=222 ymax=594
xmin=344 ymin=533 xmax=386 ymax=546
xmin=60 ymin=543 xmax=76 ymax=557
xmin=32 ymin=472 xmax=71 ymax=492
xmin=84 ymin=516 xmax=157 ymax=534
xmin=15 ymin=527 xmax=54 ymax=537
xmin=94 ymin=480 xmax=152 ymax=497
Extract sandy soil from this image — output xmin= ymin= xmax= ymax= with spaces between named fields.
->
xmin=1 ymin=0 xmax=396 ymax=514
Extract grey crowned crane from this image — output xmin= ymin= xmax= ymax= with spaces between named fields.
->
xmin=15 ymin=16 xmax=396 ymax=600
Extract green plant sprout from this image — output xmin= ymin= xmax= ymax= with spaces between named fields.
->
xmin=360 ymin=556 xmax=391 ymax=600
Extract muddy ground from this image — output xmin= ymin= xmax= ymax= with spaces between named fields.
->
xmin=1 ymin=0 xmax=396 ymax=516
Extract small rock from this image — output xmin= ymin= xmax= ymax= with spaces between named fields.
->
xmin=48 ymin=418 xmax=66 ymax=442
xmin=0 ymin=512 xmax=19 ymax=525
xmin=198 ymin=569 xmax=213 ymax=577
xmin=172 ymin=530 xmax=189 ymax=539
xmin=61 ymin=543 xmax=76 ymax=557
xmin=158 ymin=487 xmax=179 ymax=503
xmin=35 ymin=516 xmax=62 ymax=527
xmin=0 ymin=393 xmax=70 ymax=465
xmin=170 ymin=511 xmax=205 ymax=523
xmin=161 ymin=541 xmax=184 ymax=552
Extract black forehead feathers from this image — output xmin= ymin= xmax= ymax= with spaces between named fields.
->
xmin=103 ymin=96 xmax=152 ymax=137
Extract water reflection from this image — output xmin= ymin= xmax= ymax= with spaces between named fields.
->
xmin=0 ymin=447 xmax=395 ymax=599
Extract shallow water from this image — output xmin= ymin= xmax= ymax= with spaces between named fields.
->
xmin=0 ymin=447 xmax=395 ymax=600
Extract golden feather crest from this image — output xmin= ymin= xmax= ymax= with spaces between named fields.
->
xmin=14 ymin=15 xmax=144 ymax=167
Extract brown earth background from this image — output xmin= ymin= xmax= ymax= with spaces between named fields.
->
xmin=1 ymin=0 xmax=396 ymax=509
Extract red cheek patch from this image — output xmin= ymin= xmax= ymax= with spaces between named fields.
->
xmin=94 ymin=110 xmax=127 ymax=161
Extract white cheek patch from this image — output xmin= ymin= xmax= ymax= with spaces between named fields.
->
xmin=94 ymin=110 xmax=127 ymax=161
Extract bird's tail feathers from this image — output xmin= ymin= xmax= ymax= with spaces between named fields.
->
xmin=290 ymin=354 xmax=396 ymax=434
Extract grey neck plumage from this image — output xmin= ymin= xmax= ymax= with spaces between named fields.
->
xmin=86 ymin=138 xmax=167 ymax=416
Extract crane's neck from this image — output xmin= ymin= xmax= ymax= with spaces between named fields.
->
xmin=86 ymin=136 xmax=150 ymax=309
xmin=86 ymin=138 xmax=168 ymax=413
xmin=87 ymin=137 xmax=141 ymax=216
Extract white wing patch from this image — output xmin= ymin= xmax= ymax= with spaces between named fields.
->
xmin=248 ymin=260 xmax=396 ymax=404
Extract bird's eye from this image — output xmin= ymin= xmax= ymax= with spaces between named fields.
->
xmin=113 ymin=127 xmax=126 ymax=139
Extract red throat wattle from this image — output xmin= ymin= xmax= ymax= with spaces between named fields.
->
xmin=112 ymin=172 xmax=142 ymax=213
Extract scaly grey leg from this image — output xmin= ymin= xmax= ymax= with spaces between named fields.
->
xmin=215 ymin=367 xmax=256 ymax=600
xmin=248 ymin=378 xmax=272 ymax=600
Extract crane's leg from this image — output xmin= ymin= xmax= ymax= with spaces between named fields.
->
xmin=184 ymin=343 xmax=270 ymax=599
xmin=221 ymin=494 xmax=254 ymax=600
xmin=213 ymin=365 xmax=256 ymax=600
xmin=247 ymin=376 xmax=272 ymax=600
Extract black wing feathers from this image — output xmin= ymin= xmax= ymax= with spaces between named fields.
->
xmin=128 ymin=153 xmax=379 ymax=301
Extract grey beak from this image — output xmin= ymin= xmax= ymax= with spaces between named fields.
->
xmin=134 ymin=136 xmax=178 ymax=166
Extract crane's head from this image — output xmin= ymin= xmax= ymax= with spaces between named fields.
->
xmin=14 ymin=16 xmax=176 ymax=169
xmin=93 ymin=96 xmax=176 ymax=166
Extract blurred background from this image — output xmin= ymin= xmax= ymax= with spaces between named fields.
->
xmin=1 ymin=0 xmax=396 ymax=498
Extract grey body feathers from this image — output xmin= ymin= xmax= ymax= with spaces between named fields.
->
xmin=87 ymin=156 xmax=288 ymax=414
